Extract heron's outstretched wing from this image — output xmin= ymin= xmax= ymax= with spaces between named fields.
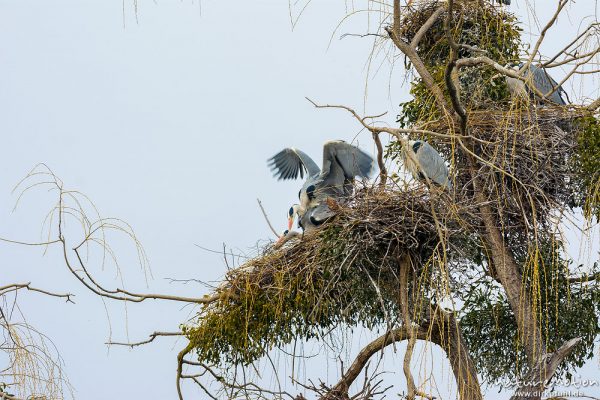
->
xmin=415 ymin=142 xmax=452 ymax=189
xmin=528 ymin=65 xmax=567 ymax=105
xmin=319 ymin=140 xmax=375 ymax=197
xmin=267 ymin=148 xmax=320 ymax=181
xmin=321 ymin=140 xmax=375 ymax=181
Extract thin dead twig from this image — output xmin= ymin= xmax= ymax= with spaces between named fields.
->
xmin=257 ymin=198 xmax=280 ymax=237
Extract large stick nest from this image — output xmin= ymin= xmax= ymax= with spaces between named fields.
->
xmin=390 ymin=0 xmax=600 ymax=232
xmin=186 ymin=188 xmax=477 ymax=366
xmin=411 ymin=106 xmax=598 ymax=256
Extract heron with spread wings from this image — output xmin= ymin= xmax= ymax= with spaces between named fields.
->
xmin=268 ymin=140 xmax=375 ymax=232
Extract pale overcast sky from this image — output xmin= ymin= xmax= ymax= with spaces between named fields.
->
xmin=0 ymin=0 xmax=598 ymax=399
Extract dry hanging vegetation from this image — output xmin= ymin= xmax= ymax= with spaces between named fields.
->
xmin=2 ymin=1 xmax=600 ymax=400
xmin=1 ymin=284 xmax=74 ymax=400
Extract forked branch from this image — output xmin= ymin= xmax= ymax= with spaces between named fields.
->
xmin=0 ymin=283 xmax=74 ymax=303
xmin=323 ymin=327 xmax=410 ymax=398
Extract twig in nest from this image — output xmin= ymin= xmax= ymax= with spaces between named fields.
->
xmin=257 ymin=198 xmax=280 ymax=237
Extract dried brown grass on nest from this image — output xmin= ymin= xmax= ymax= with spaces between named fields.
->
xmin=390 ymin=0 xmax=596 ymax=233
xmin=423 ymin=107 xmax=590 ymax=234
xmin=225 ymin=186 xmax=476 ymax=286
xmin=186 ymin=187 xmax=479 ymax=367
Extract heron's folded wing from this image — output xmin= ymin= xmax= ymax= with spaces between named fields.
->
xmin=543 ymin=72 xmax=568 ymax=105
xmin=417 ymin=142 xmax=452 ymax=188
xmin=307 ymin=202 xmax=335 ymax=226
xmin=529 ymin=65 xmax=567 ymax=105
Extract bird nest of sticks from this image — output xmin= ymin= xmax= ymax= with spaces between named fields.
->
xmin=416 ymin=105 xmax=598 ymax=243
xmin=389 ymin=0 xmax=600 ymax=229
xmin=185 ymin=188 xmax=477 ymax=367
xmin=395 ymin=0 xmax=521 ymax=115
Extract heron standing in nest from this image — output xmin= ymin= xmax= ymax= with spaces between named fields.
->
xmin=505 ymin=63 xmax=569 ymax=105
xmin=402 ymin=140 xmax=453 ymax=190
xmin=268 ymin=140 xmax=375 ymax=233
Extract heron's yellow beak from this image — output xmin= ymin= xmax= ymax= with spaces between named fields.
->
xmin=287 ymin=215 xmax=294 ymax=231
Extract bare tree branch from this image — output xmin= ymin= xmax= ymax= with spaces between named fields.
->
xmin=324 ymin=327 xmax=410 ymax=398
xmin=541 ymin=23 xmax=600 ymax=67
xmin=411 ymin=6 xmax=445 ymax=49
xmin=59 ymin=241 xmax=222 ymax=305
xmin=306 ymin=97 xmax=445 ymax=141
xmin=371 ymin=131 xmax=388 ymax=189
xmin=0 ymin=237 xmax=60 ymax=246
xmin=399 ymin=255 xmax=417 ymax=400
xmin=444 ymin=0 xmax=467 ymax=130
xmin=567 ymin=271 xmax=600 ymax=284
xmin=384 ymin=2 xmax=453 ymax=116
xmin=106 ymin=331 xmax=183 ymax=348
xmin=544 ymin=49 xmax=600 ymax=68
xmin=456 ymin=56 xmax=554 ymax=101
xmin=0 ymin=283 xmax=74 ymax=303
xmin=524 ymin=0 xmax=569 ymax=70
xmin=176 ymin=343 xmax=194 ymax=400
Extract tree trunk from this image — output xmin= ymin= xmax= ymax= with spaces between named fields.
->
xmin=426 ymin=305 xmax=484 ymax=400
xmin=471 ymin=170 xmax=545 ymax=366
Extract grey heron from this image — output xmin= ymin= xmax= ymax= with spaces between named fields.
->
xmin=268 ymin=140 xmax=375 ymax=232
xmin=505 ymin=63 xmax=568 ymax=105
xmin=282 ymin=203 xmax=335 ymax=232
xmin=402 ymin=140 xmax=452 ymax=190
xmin=296 ymin=202 xmax=337 ymax=232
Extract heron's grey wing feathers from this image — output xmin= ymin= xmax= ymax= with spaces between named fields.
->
xmin=528 ymin=65 xmax=567 ymax=105
xmin=541 ymin=71 xmax=567 ymax=105
xmin=318 ymin=165 xmax=346 ymax=198
xmin=319 ymin=141 xmax=375 ymax=197
xmin=416 ymin=142 xmax=452 ymax=189
xmin=267 ymin=148 xmax=320 ymax=181
xmin=294 ymin=149 xmax=321 ymax=177
xmin=321 ymin=141 xmax=375 ymax=180
xmin=310 ymin=203 xmax=335 ymax=222
xmin=301 ymin=202 xmax=335 ymax=232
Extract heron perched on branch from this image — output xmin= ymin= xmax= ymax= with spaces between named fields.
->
xmin=402 ymin=140 xmax=452 ymax=190
xmin=506 ymin=63 xmax=568 ymax=105
xmin=268 ymin=140 xmax=375 ymax=232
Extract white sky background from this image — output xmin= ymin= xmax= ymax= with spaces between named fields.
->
xmin=0 ymin=0 xmax=598 ymax=399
